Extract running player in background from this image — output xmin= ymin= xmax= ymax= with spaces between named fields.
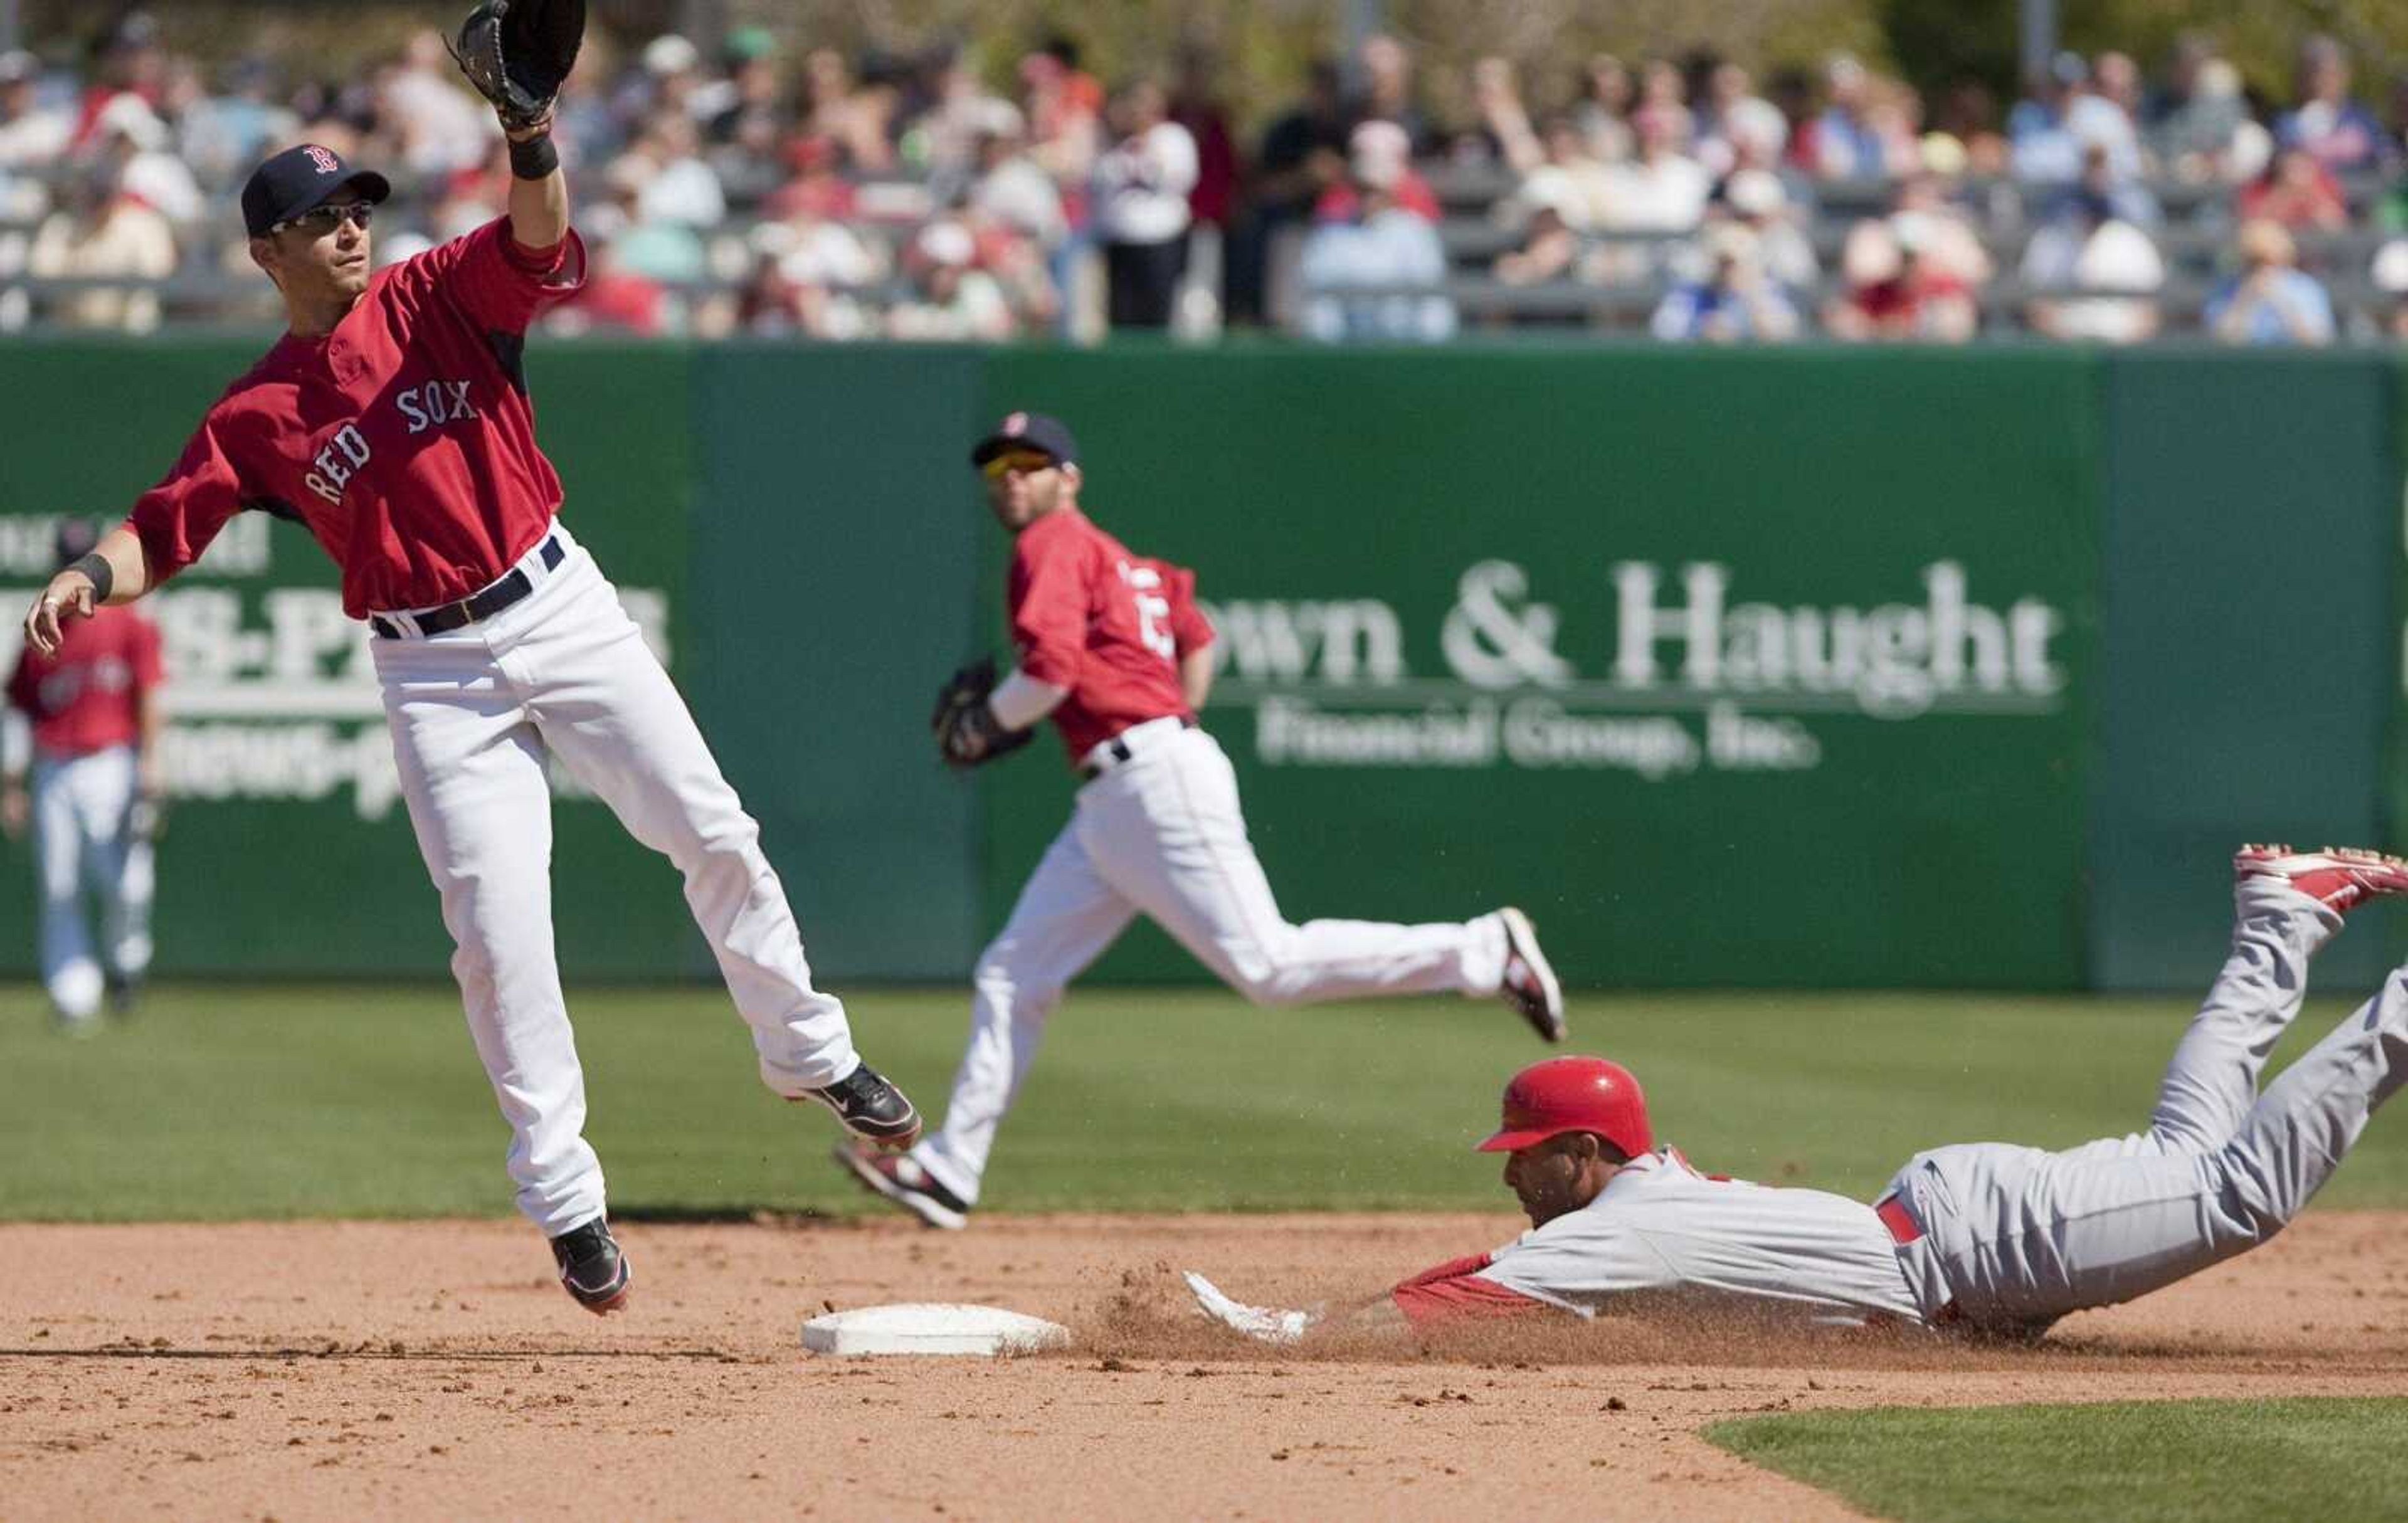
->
xmin=840 ymin=411 xmax=1566 ymax=1230
xmin=4 ymin=519 xmax=162 ymax=1033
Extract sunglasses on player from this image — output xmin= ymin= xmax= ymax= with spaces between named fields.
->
xmin=272 ymin=201 xmax=376 ymax=236
xmin=980 ymin=449 xmax=1059 ymax=481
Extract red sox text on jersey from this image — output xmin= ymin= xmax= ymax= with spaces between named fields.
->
xmin=129 ymin=219 xmax=585 ymax=617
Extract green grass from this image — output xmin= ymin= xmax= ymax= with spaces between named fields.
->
xmin=1706 ymin=1398 xmax=2408 ymax=1523
xmin=1 ymin=983 xmax=2406 ymax=1220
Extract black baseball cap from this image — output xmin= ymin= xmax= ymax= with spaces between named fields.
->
xmin=970 ymin=411 xmax=1077 ymax=467
xmin=240 ymin=143 xmax=391 ymax=239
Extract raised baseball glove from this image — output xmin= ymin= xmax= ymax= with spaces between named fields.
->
xmin=446 ymin=0 xmax=586 ymax=133
xmin=932 ymin=656 xmax=1035 ymax=769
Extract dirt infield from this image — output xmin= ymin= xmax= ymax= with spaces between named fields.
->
xmin=8 ymin=1211 xmax=2408 ymax=1521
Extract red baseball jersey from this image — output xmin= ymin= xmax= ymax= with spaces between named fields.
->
xmin=124 ymin=218 xmax=588 ymax=618
xmin=6 ymin=606 xmax=161 ymax=757
xmin=1008 ymin=507 xmax=1215 ymax=763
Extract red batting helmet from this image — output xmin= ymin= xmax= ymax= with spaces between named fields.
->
xmin=1476 ymin=1056 xmax=1652 ymax=1158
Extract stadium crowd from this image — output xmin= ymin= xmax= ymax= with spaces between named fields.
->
xmin=4 ymin=13 xmax=2408 ymax=343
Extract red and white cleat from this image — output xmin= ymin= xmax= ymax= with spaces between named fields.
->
xmin=2234 ymin=844 xmax=2408 ymax=915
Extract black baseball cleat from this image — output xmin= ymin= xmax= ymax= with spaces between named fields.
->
xmin=833 ymin=1141 xmax=971 ymax=1230
xmin=549 ymin=1217 xmax=631 ymax=1315
xmin=800 ymin=1061 xmax=922 ymax=1149
xmin=1497 ymin=907 xmax=1567 ymax=1043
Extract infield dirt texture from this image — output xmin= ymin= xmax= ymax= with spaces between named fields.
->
xmin=7 ymin=985 xmax=2408 ymax=1519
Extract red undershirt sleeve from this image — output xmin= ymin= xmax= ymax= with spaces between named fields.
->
xmin=1389 ymin=1252 xmax=1552 ymax=1328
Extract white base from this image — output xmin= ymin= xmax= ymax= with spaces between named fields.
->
xmin=800 ymin=1302 xmax=1070 ymax=1357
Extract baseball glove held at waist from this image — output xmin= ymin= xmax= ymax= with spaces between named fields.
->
xmin=932 ymin=657 xmax=1035 ymax=769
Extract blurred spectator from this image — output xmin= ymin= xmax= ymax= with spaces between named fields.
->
xmin=1889 ymin=174 xmax=1992 ymax=288
xmin=1319 ymin=119 xmax=1438 ymax=222
xmin=620 ymin=113 xmax=725 ymax=228
xmin=887 ymin=219 xmax=1015 ymax=340
xmin=805 ymin=49 xmax=899 ymax=175
xmin=27 ymin=162 xmax=174 ymax=333
xmin=1299 ymin=129 xmax=1453 ymax=342
xmin=161 ymin=56 xmax=294 ymax=191
xmin=70 ymin=13 xmax=166 ymax=150
xmin=1353 ymin=34 xmax=1432 ymax=152
xmin=1592 ymin=104 xmax=1708 ymax=280
xmin=0 ymin=51 xmax=70 ymax=169
xmin=1804 ymin=54 xmax=1889 ymax=179
xmin=2370 ymin=240 xmax=2408 ymax=340
xmin=559 ymin=241 xmax=679 ymax=336
xmin=2204 ymin=219 xmax=2335 ymax=345
xmin=381 ymin=30 xmax=492 ymax=178
xmin=2081 ymin=52 xmax=2149 ymax=180
xmin=89 ymin=94 xmax=203 ymax=226
xmin=1091 ymin=80 xmax=1196 ymax=329
xmin=594 ymin=158 xmax=708 ymax=285
xmin=1636 ymin=60 xmax=1694 ymax=149
xmin=1930 ymin=78 xmax=2010 ymax=177
xmin=1229 ymin=58 xmax=1347 ymax=326
xmin=1573 ymin=55 xmax=1634 ymax=164
xmin=1021 ymin=37 xmax=1103 ymax=192
xmin=768 ymin=135 xmax=857 ymax=221
xmin=968 ymin=102 xmax=1069 ymax=253
xmin=1694 ymin=63 xmax=1786 ymax=177
xmin=740 ymin=187 xmax=879 ymax=339
xmin=1650 ymin=223 xmax=1799 ymax=341
xmin=2020 ymin=191 xmax=2164 ymax=343
xmin=1492 ymin=179 xmax=1578 ymax=287
xmin=1170 ymin=46 xmax=1238 ymax=233
xmin=697 ymin=29 xmax=776 ymax=139
xmin=1824 ymin=215 xmax=1977 ymax=342
xmin=2277 ymin=36 xmax=2387 ymax=175
xmin=2009 ymin=52 xmax=2093 ymax=183
xmin=2151 ymin=53 xmax=2252 ymax=184
xmin=906 ymin=44 xmax=1011 ymax=177
xmin=2238 ymin=145 xmax=2350 ymax=232
xmin=1716 ymin=169 xmax=1816 ymax=288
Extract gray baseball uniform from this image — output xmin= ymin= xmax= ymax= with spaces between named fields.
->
xmin=1884 ymin=875 xmax=2397 ymax=1334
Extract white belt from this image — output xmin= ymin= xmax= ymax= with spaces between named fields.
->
xmin=1077 ymin=714 xmax=1195 ymax=781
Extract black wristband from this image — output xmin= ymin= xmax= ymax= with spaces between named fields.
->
xmin=509 ymin=132 xmax=559 ymax=181
xmin=68 ymin=551 xmax=113 ymax=602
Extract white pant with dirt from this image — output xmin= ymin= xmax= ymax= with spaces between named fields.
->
xmin=373 ymin=523 xmax=859 ymax=1236
xmin=915 ymin=719 xmax=1511 ymax=1204
xmin=1886 ymin=876 xmax=2406 ymax=1332
xmin=31 ymin=743 xmax=152 ymax=1020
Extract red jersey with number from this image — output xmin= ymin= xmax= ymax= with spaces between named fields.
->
xmin=1008 ymin=507 xmax=1215 ymax=763
xmin=6 ymin=606 xmax=161 ymax=757
xmin=123 ymin=218 xmax=588 ymax=619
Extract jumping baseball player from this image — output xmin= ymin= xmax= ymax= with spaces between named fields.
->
xmin=3 ymin=520 xmax=162 ymax=1032
xmin=16 ymin=0 xmax=919 ymax=1314
xmin=838 ymin=411 xmax=1565 ymax=1230
xmin=1190 ymin=845 xmax=2408 ymax=1341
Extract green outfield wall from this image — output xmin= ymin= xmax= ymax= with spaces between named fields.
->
xmin=0 ymin=342 xmax=2396 ymax=991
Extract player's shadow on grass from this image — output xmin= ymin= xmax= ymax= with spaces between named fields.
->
xmin=605 ymin=1202 xmax=854 ymax=1226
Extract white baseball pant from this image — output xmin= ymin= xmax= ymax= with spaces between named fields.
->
xmin=1888 ymin=874 xmax=2407 ymax=1331
xmin=29 ymin=742 xmax=152 ymax=1021
xmin=916 ymin=719 xmax=1511 ymax=1204
xmin=373 ymin=524 xmax=859 ymax=1235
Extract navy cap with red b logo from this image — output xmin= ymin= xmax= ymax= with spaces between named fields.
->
xmin=240 ymin=143 xmax=391 ymax=238
xmin=969 ymin=411 xmax=1079 ymax=468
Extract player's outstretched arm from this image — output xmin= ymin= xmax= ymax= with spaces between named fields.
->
xmin=22 ymin=527 xmax=153 ymax=657
xmin=504 ymin=117 xmax=569 ymax=251
xmin=446 ymin=0 xmax=580 ymax=250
